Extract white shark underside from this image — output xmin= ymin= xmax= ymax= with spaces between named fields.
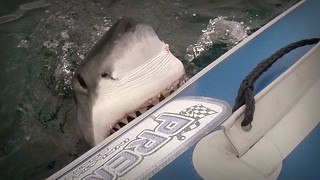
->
xmin=72 ymin=18 xmax=185 ymax=146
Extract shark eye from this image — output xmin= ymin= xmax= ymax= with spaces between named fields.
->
xmin=77 ymin=74 xmax=88 ymax=89
xmin=125 ymin=22 xmax=133 ymax=32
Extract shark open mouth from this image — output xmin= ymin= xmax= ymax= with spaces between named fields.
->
xmin=110 ymin=74 xmax=187 ymax=134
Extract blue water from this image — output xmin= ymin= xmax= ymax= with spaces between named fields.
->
xmin=0 ymin=0 xmax=299 ymax=179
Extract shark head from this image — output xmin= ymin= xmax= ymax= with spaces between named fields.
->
xmin=72 ymin=17 xmax=185 ymax=146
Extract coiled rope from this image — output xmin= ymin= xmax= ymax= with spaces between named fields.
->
xmin=233 ymin=38 xmax=320 ymax=128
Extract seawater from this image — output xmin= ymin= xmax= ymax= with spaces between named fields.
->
xmin=0 ymin=0 xmax=299 ymax=179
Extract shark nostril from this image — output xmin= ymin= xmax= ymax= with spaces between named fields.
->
xmin=77 ymin=74 xmax=88 ymax=89
xmin=101 ymin=73 xmax=116 ymax=80
xmin=101 ymin=73 xmax=108 ymax=78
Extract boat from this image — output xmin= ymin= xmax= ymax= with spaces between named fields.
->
xmin=48 ymin=0 xmax=320 ymax=179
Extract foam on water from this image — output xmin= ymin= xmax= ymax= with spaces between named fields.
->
xmin=185 ymin=16 xmax=248 ymax=62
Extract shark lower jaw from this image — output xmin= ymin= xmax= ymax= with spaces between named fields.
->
xmin=108 ymin=74 xmax=187 ymax=135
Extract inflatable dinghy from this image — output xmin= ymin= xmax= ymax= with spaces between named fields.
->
xmin=49 ymin=0 xmax=320 ymax=179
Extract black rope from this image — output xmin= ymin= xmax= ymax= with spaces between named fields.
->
xmin=233 ymin=38 xmax=320 ymax=128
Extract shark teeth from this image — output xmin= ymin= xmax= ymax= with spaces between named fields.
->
xmin=110 ymin=75 xmax=187 ymax=135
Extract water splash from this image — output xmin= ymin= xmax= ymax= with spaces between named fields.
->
xmin=31 ymin=5 xmax=114 ymax=97
xmin=17 ymin=39 xmax=29 ymax=48
xmin=185 ymin=17 xmax=248 ymax=62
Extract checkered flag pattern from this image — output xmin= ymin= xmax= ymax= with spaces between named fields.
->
xmin=179 ymin=104 xmax=217 ymax=120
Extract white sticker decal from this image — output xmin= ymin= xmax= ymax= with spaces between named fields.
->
xmin=56 ymin=96 xmax=231 ymax=180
